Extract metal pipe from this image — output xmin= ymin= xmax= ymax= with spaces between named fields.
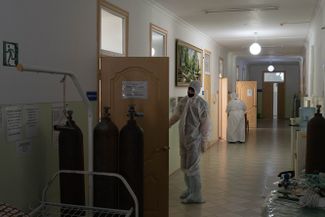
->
xmin=16 ymin=64 xmax=94 ymax=206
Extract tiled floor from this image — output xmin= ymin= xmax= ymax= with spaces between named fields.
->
xmin=169 ymin=119 xmax=292 ymax=217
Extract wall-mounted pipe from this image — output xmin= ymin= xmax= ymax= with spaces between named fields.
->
xmin=16 ymin=64 xmax=94 ymax=206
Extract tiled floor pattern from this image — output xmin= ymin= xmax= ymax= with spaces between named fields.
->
xmin=169 ymin=120 xmax=292 ymax=217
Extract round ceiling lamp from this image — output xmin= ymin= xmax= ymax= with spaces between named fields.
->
xmin=267 ymin=64 xmax=275 ymax=72
xmin=249 ymin=42 xmax=261 ymax=55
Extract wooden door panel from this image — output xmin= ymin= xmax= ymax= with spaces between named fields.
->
xmin=263 ymin=82 xmax=273 ymax=119
xmin=278 ymin=83 xmax=285 ymax=119
xmin=204 ymin=74 xmax=211 ymax=105
xmin=218 ymin=78 xmax=228 ymax=140
xmin=143 ymin=153 xmax=167 ymax=215
xmin=101 ymin=57 xmax=169 ymax=217
xmin=236 ymin=81 xmax=257 ymax=128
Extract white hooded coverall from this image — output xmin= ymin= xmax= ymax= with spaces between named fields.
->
xmin=226 ymin=93 xmax=247 ymax=143
xmin=169 ymin=80 xmax=210 ymax=203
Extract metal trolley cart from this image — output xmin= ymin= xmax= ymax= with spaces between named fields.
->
xmin=29 ymin=170 xmax=138 ymax=217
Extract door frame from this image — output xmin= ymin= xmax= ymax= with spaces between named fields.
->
xmin=262 ymin=71 xmax=286 ymax=119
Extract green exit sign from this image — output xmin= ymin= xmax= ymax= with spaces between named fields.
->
xmin=3 ymin=41 xmax=18 ymax=67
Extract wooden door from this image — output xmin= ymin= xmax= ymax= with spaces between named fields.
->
xmin=101 ymin=57 xmax=169 ymax=217
xmin=262 ymin=82 xmax=285 ymax=119
xmin=262 ymin=82 xmax=273 ymax=119
xmin=204 ymin=74 xmax=211 ymax=105
xmin=218 ymin=78 xmax=228 ymax=140
xmin=236 ymin=81 xmax=257 ymax=128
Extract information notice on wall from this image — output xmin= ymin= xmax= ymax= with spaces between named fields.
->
xmin=6 ymin=106 xmax=23 ymax=142
xmin=24 ymin=105 xmax=40 ymax=138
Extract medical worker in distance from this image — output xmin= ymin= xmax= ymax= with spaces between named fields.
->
xmin=226 ymin=92 xmax=247 ymax=143
xmin=169 ymin=80 xmax=210 ymax=204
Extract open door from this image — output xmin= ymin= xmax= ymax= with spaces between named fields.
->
xmin=218 ymin=77 xmax=228 ymax=140
xmin=236 ymin=81 xmax=257 ymax=128
xmin=101 ymin=57 xmax=169 ymax=217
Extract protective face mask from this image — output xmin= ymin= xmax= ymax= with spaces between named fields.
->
xmin=188 ymin=93 xmax=195 ymax=98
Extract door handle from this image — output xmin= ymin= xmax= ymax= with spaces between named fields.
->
xmin=162 ymin=146 xmax=170 ymax=151
xmin=155 ymin=146 xmax=170 ymax=152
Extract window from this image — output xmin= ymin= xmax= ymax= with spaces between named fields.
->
xmin=99 ymin=1 xmax=128 ymax=56
xmin=150 ymin=24 xmax=167 ymax=56
xmin=264 ymin=72 xmax=285 ymax=82
xmin=97 ymin=1 xmax=129 ymax=117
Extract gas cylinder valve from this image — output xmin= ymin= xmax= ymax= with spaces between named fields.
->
xmin=103 ymin=106 xmax=111 ymax=118
xmin=127 ymin=105 xmax=144 ymax=120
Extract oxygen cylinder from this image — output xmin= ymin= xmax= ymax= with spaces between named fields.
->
xmin=306 ymin=105 xmax=325 ymax=174
xmin=94 ymin=106 xmax=119 ymax=209
xmin=54 ymin=110 xmax=85 ymax=210
xmin=118 ymin=105 xmax=144 ymax=217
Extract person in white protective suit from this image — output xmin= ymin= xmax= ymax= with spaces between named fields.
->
xmin=169 ymin=80 xmax=210 ymax=204
xmin=226 ymin=92 xmax=247 ymax=143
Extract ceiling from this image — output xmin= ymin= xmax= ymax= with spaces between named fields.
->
xmin=153 ymin=0 xmax=319 ymax=63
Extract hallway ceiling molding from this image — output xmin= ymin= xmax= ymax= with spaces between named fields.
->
xmin=153 ymin=0 xmax=318 ymax=59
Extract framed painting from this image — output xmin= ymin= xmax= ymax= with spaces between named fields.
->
xmin=176 ymin=39 xmax=203 ymax=86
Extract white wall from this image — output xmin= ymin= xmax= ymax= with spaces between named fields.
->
xmin=306 ymin=0 xmax=325 ymax=97
xmin=0 ymin=0 xmax=98 ymax=211
xmin=227 ymin=53 xmax=238 ymax=92
xmin=236 ymin=58 xmax=248 ymax=81
xmin=107 ymin=0 xmax=227 ymax=174
xmin=248 ymin=63 xmax=300 ymax=118
xmin=0 ymin=0 xmax=97 ymax=104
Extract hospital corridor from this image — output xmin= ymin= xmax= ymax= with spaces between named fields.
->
xmin=169 ymin=120 xmax=291 ymax=217
xmin=1 ymin=0 xmax=325 ymax=217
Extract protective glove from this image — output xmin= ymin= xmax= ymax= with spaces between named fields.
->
xmin=201 ymin=141 xmax=208 ymax=153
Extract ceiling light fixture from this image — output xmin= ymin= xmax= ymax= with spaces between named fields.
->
xmin=249 ymin=43 xmax=261 ymax=55
xmin=267 ymin=65 xmax=275 ymax=72
xmin=249 ymin=32 xmax=261 ymax=55
xmin=267 ymin=58 xmax=275 ymax=72
xmin=204 ymin=5 xmax=279 ymax=14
